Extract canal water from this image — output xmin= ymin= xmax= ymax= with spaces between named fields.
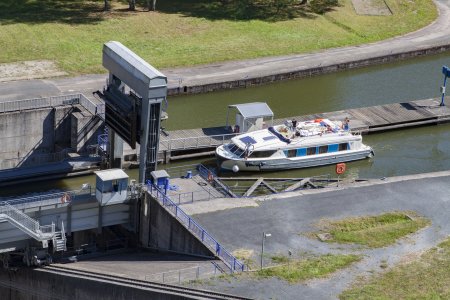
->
xmin=2 ymin=52 xmax=450 ymax=196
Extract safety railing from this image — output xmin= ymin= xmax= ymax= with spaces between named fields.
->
xmin=170 ymin=189 xmax=218 ymax=205
xmin=159 ymin=133 xmax=237 ymax=152
xmin=164 ymin=164 xmax=200 ymax=178
xmin=145 ymin=263 xmax=221 ymax=284
xmin=79 ymin=95 xmax=105 ymax=119
xmin=197 ymin=164 xmax=235 ymax=197
xmin=0 ymin=94 xmax=76 ymax=112
xmin=0 ymin=188 xmax=92 ymax=208
xmin=148 ymin=185 xmax=245 ymax=273
xmin=0 ymin=94 xmax=105 ymax=118
xmin=165 ymin=164 xmax=225 ymax=198
xmin=0 ymin=202 xmax=55 ymax=240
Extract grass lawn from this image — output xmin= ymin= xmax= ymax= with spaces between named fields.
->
xmin=340 ymin=237 xmax=450 ymax=299
xmin=0 ymin=0 xmax=437 ymax=75
xmin=313 ymin=211 xmax=430 ymax=248
xmin=255 ymin=254 xmax=362 ymax=283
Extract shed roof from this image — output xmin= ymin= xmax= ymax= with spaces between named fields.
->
xmin=229 ymin=102 xmax=274 ymax=119
xmin=95 ymin=169 xmax=129 ymax=181
xmin=150 ymin=170 xmax=170 ymax=180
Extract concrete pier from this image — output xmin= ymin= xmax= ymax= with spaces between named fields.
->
xmin=180 ymin=170 xmax=450 ymax=299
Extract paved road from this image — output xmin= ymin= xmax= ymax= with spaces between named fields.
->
xmin=187 ymin=171 xmax=450 ymax=299
xmin=1 ymin=0 xmax=450 ymax=101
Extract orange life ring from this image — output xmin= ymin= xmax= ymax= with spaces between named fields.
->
xmin=207 ymin=172 xmax=214 ymax=182
xmin=336 ymin=163 xmax=346 ymax=175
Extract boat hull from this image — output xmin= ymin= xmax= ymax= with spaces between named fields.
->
xmin=217 ymin=149 xmax=374 ymax=172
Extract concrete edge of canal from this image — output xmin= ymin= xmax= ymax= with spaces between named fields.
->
xmin=181 ymin=170 xmax=450 ymax=216
xmin=167 ymin=44 xmax=450 ymax=96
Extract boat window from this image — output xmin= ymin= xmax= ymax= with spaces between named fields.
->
xmin=319 ymin=145 xmax=328 ymax=154
xmin=297 ymin=148 xmax=307 ymax=156
xmin=285 ymin=149 xmax=297 ymax=158
xmin=227 ymin=143 xmax=244 ymax=157
xmin=251 ymin=150 xmax=277 ymax=158
xmin=328 ymin=144 xmax=338 ymax=152
xmin=338 ymin=143 xmax=349 ymax=151
xmin=307 ymin=147 xmax=317 ymax=155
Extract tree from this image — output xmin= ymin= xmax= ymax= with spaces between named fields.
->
xmin=129 ymin=0 xmax=136 ymax=11
xmin=147 ymin=0 xmax=156 ymax=11
xmin=104 ymin=0 xmax=111 ymax=11
xmin=148 ymin=0 xmax=157 ymax=11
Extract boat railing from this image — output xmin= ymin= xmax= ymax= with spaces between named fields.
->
xmin=159 ymin=133 xmax=239 ymax=151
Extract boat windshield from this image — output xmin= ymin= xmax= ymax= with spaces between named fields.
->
xmin=227 ymin=143 xmax=245 ymax=157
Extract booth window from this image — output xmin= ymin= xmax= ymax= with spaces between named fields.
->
xmin=112 ymin=180 xmax=119 ymax=192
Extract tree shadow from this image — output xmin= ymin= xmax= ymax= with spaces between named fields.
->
xmin=0 ymin=0 xmax=105 ymax=25
xmin=147 ymin=0 xmax=318 ymax=21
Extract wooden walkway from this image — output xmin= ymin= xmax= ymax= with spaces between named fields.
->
xmin=159 ymin=97 xmax=450 ymax=162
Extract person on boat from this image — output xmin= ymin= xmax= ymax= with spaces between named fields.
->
xmin=342 ymin=117 xmax=350 ymax=131
xmin=234 ymin=124 xmax=240 ymax=133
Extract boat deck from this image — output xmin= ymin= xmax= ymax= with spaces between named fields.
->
xmin=159 ymin=97 xmax=450 ymax=162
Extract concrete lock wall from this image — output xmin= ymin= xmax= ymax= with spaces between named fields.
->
xmin=71 ymin=111 xmax=103 ymax=152
xmin=167 ymin=45 xmax=450 ymax=96
xmin=0 ymin=268 xmax=190 ymax=300
xmin=140 ymin=193 xmax=214 ymax=258
xmin=0 ymin=105 xmax=101 ymax=170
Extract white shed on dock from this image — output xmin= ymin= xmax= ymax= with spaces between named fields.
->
xmin=95 ymin=169 xmax=129 ymax=205
xmin=227 ymin=102 xmax=274 ymax=133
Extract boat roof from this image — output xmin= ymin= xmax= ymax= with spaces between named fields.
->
xmin=228 ymin=102 xmax=274 ymax=119
xmin=231 ymin=120 xmax=359 ymax=151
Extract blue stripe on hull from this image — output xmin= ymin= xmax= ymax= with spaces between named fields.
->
xmin=220 ymin=150 xmax=373 ymax=172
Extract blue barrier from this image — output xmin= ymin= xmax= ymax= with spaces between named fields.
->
xmin=148 ymin=184 xmax=245 ymax=273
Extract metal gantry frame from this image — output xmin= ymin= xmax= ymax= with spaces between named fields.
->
xmin=102 ymin=41 xmax=168 ymax=183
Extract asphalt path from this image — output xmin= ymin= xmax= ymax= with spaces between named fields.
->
xmin=188 ymin=171 xmax=450 ymax=299
xmin=1 ymin=0 xmax=450 ymax=101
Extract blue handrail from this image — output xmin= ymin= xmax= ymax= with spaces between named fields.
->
xmin=148 ymin=184 xmax=245 ymax=273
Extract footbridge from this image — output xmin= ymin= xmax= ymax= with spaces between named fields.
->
xmin=0 ymin=184 xmax=134 ymax=266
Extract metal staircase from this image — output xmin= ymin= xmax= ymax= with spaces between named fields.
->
xmin=53 ymin=221 xmax=67 ymax=252
xmin=0 ymin=202 xmax=66 ymax=251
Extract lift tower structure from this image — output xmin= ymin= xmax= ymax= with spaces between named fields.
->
xmin=101 ymin=41 xmax=167 ymax=183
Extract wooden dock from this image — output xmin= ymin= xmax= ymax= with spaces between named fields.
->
xmin=158 ymin=97 xmax=450 ymax=162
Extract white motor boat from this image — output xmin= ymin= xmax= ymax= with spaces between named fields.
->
xmin=216 ymin=118 xmax=374 ymax=172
